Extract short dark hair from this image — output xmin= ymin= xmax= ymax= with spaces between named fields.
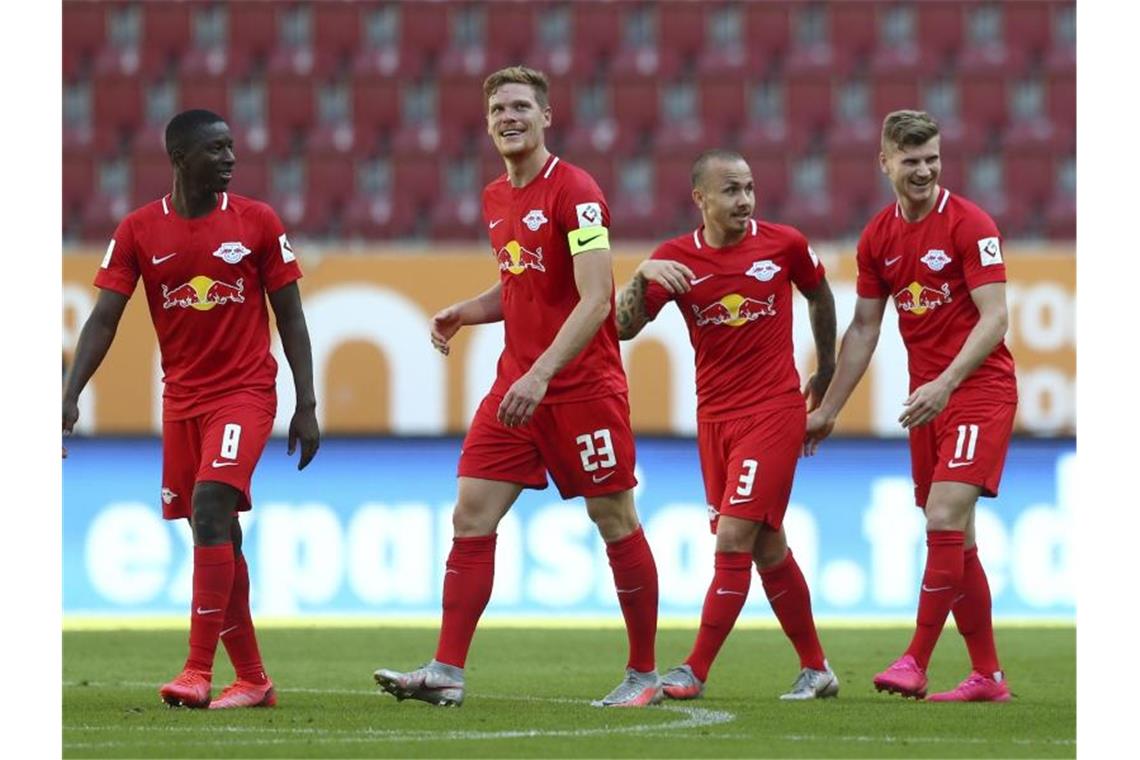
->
xmin=691 ymin=148 xmax=747 ymax=188
xmin=881 ymin=110 xmax=940 ymax=152
xmin=164 ymin=109 xmax=227 ymax=157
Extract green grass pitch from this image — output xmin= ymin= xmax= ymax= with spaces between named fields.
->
xmin=63 ymin=624 xmax=1074 ymax=758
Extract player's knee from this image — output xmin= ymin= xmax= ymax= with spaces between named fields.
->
xmin=586 ymin=495 xmax=638 ymax=541
xmin=752 ymin=531 xmax=788 ymax=569
xmin=715 ymin=517 xmax=762 ymax=554
xmin=191 ymin=482 xmax=240 ymax=546
xmin=451 ymin=500 xmax=497 ymax=537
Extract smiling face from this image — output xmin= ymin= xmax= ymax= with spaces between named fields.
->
xmin=175 ymin=120 xmax=235 ymax=194
xmin=486 ymin=82 xmax=551 ymax=160
xmin=881 ymin=134 xmax=941 ymax=210
xmin=693 ymin=156 xmax=755 ymax=241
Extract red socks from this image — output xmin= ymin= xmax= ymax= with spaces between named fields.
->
xmin=905 ymin=530 xmax=966 ymax=670
xmin=434 ymin=534 xmax=497 ymax=668
xmin=220 ymin=553 xmax=268 ymax=684
xmin=952 ymin=546 xmax=1001 ymax=676
xmin=184 ymin=544 xmax=235 ymax=676
xmin=606 ymin=526 xmax=659 ymax=673
xmin=758 ymin=549 xmax=827 ymax=671
xmin=685 ymin=551 xmax=752 ymax=682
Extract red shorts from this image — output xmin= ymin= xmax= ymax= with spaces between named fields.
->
xmin=458 ymin=392 xmax=638 ymax=499
xmin=909 ymin=390 xmax=1017 ymax=508
xmin=697 ymin=404 xmax=805 ymax=533
xmin=161 ymin=400 xmax=275 ymax=520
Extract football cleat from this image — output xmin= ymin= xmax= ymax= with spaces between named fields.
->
xmin=159 ymin=669 xmax=212 ymax=708
xmin=661 ymin=664 xmax=705 ymax=700
xmin=591 ymin=668 xmax=664 ymax=707
xmin=927 ymin=671 xmax=1011 ymax=702
xmin=873 ymin=654 xmax=928 ymax=699
xmin=209 ymin=678 xmax=277 ymax=709
xmin=780 ymin=661 xmax=840 ymax=700
xmin=373 ymin=660 xmax=465 ymax=707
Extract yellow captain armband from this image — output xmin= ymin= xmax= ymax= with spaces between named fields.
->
xmin=567 ymin=226 xmax=610 ymax=255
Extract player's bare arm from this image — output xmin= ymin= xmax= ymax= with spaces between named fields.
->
xmin=899 ymin=281 xmax=1009 ymax=430
xmin=615 ymin=260 xmax=694 ymax=340
xmin=497 ymin=251 xmax=614 ymax=428
xmin=804 ymin=295 xmax=887 ymax=456
xmin=431 ymin=282 xmax=504 ymax=356
xmin=268 ymin=282 xmax=320 ymax=470
xmin=62 ymin=289 xmax=130 ymax=457
xmin=800 ymin=275 xmax=837 ymax=412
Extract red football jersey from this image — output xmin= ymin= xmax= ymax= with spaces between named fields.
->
xmin=644 ymin=220 xmax=825 ymax=421
xmin=856 ymin=188 xmax=1017 ymax=400
xmin=94 ymin=192 xmax=303 ymax=419
xmin=483 ymin=155 xmax=627 ymax=403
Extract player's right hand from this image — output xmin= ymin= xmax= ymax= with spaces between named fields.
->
xmin=802 ymin=409 xmax=835 ymax=457
xmin=636 ymin=260 xmax=696 ymax=294
xmin=430 ymin=304 xmax=465 ymax=356
xmin=62 ymin=397 xmax=78 ymax=459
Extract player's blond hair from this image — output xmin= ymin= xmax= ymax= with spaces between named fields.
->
xmin=881 ymin=110 xmax=940 ymax=152
xmin=483 ymin=65 xmax=550 ymax=110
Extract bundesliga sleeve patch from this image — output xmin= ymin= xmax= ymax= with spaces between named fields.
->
xmin=978 ymin=237 xmax=1002 ymax=267
xmin=279 ymin=233 xmax=296 ymax=263
xmin=575 ymin=202 xmax=603 ymax=228
xmin=101 ymin=239 xmax=115 ymax=268
xmin=568 ymin=226 xmax=610 ymax=255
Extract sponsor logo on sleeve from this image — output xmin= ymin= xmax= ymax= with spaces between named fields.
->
xmin=920 ymin=249 xmax=951 ymax=271
xmin=978 ymin=237 xmax=1002 ymax=267
xmin=575 ymin=202 xmax=602 ymax=228
xmin=212 ymin=241 xmax=253 ymax=264
xmin=522 ymin=209 xmax=549 ymax=231
xmin=279 ymin=233 xmax=296 ymax=263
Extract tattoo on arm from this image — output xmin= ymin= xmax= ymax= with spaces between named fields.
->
xmin=807 ymin=279 xmax=837 ymax=372
xmin=615 ymin=275 xmax=650 ymax=340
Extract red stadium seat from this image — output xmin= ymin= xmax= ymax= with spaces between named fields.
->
xmin=130 ymin=151 xmax=173 ymax=208
xmin=392 ymin=154 xmax=441 ymax=210
xmin=225 ymin=2 xmax=279 ymax=79
xmin=827 ymin=1 xmax=877 ymax=74
xmin=783 ymin=71 xmax=832 ymax=141
xmin=265 ymin=74 xmax=316 ymax=153
xmin=957 ymin=74 xmax=1008 ymax=136
xmin=355 ymin=1 xmax=448 ymax=79
xmin=140 ymin=1 xmax=192 ymax=74
xmin=437 ymin=75 xmax=489 ymax=144
xmin=1002 ymin=1 xmax=1053 ymax=61
xmin=351 ymin=75 xmax=400 ymax=155
xmin=1045 ymin=72 xmax=1075 ymax=134
xmin=177 ymin=75 xmax=229 ymax=115
xmin=1045 ymin=194 xmax=1075 ymax=239
xmin=229 ymin=152 xmax=270 ymax=201
xmin=871 ymin=76 xmax=921 ymax=119
xmin=655 ymin=0 xmax=705 ymax=78
xmin=745 ymin=153 xmax=790 ymax=212
xmin=1003 ymin=150 xmax=1055 ymax=209
xmin=697 ymin=76 xmax=747 ymax=142
xmin=742 ymin=2 xmax=792 ymax=76
xmin=566 ymin=1 xmax=622 ymax=80
xmin=63 ymin=150 xmax=96 ymax=225
xmin=915 ymin=1 xmax=964 ymax=74
xmin=610 ymin=76 xmax=660 ymax=144
xmin=92 ymin=75 xmax=144 ymax=153
xmin=312 ymin=1 xmax=361 ymax=77
xmin=63 ymin=2 xmax=105 ymax=78
xmin=485 ymin=2 xmax=536 ymax=72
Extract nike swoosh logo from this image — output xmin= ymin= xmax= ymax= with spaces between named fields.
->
xmin=489 ymin=219 xmax=504 ymax=228
xmin=445 ymin=569 xmax=459 ymax=576
xmin=715 ymin=588 xmax=747 ymax=597
xmin=616 ymin=586 xmax=643 ymax=594
xmin=921 ymin=585 xmax=953 ymax=593
xmin=196 ymin=607 xmax=223 ymax=615
xmin=578 ymin=232 xmax=603 ymax=246
xmin=690 ymin=274 xmax=715 ymax=285
xmin=884 ymin=256 xmax=902 ymax=266
xmin=219 ymin=625 xmax=239 ymax=637
xmin=211 ymin=460 xmax=239 ymax=468
xmin=947 ymin=460 xmax=974 ymax=469
xmin=766 ymin=589 xmax=788 ymax=602
xmin=728 ymin=495 xmax=753 ymax=505
xmin=592 ymin=471 xmax=615 ymax=483
xmin=152 ymin=253 xmax=178 ymax=265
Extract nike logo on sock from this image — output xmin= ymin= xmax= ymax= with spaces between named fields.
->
xmin=219 ymin=625 xmax=239 ymax=637
xmin=921 ymin=584 xmax=953 ymax=593
xmin=715 ymin=588 xmax=746 ymax=596
xmin=766 ymin=590 xmax=788 ymax=602
xmin=616 ymin=586 xmax=643 ymax=594
xmin=196 ymin=607 xmax=223 ymax=615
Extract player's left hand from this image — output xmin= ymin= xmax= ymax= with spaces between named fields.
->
xmin=288 ymin=404 xmax=321 ymax=470
xmin=899 ymin=379 xmax=952 ymax=429
xmin=498 ymin=371 xmax=549 ymax=428
xmin=802 ymin=369 xmax=833 ymax=413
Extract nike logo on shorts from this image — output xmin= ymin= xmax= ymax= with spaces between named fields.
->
xmin=728 ymin=495 xmax=753 ymax=505
xmin=592 ymin=471 xmax=615 ymax=483
xmin=211 ymin=460 xmax=239 ymax=468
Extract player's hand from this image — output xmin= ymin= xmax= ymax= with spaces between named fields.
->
xmin=288 ymin=404 xmax=321 ymax=470
xmin=62 ymin=396 xmax=79 ymax=459
xmin=498 ymin=370 xmax=549 ymax=428
xmin=802 ymin=368 xmax=833 ymax=413
xmin=899 ymin=379 xmax=951 ymax=429
xmin=430 ymin=304 xmax=465 ymax=356
xmin=636 ymin=260 xmax=696 ymax=294
xmin=803 ymin=409 xmax=835 ymax=457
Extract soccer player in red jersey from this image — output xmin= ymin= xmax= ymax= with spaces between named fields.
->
xmin=372 ymin=66 xmax=661 ymax=707
xmin=805 ymin=110 xmax=1016 ymax=702
xmin=614 ymin=149 xmax=840 ymax=700
xmin=62 ymin=109 xmax=320 ymax=709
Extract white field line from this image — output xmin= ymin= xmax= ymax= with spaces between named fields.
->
xmin=61 ymin=681 xmax=1074 ymax=749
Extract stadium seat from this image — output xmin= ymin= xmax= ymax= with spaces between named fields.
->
xmin=392 ymin=154 xmax=442 ymax=212
xmin=62 ymin=150 xmax=96 ymax=227
xmin=697 ymin=76 xmax=747 ymax=144
xmin=957 ymin=74 xmax=1008 ymax=138
xmin=485 ymin=1 xmax=536 ymax=72
xmin=92 ymin=75 xmax=144 ymax=154
xmin=610 ymin=77 xmax=660 ymax=152
xmin=1045 ymin=193 xmax=1075 ymax=239
xmin=783 ymin=71 xmax=832 ymax=145
xmin=177 ymin=76 xmax=230 ymax=116
xmin=354 ymin=1 xmax=448 ymax=79
xmin=140 ymin=1 xmax=192 ymax=74
xmin=229 ymin=152 xmax=270 ymax=201
xmin=266 ymin=74 xmax=316 ymax=154
xmin=130 ymin=150 xmax=174 ymax=208
xmin=914 ymin=1 xmax=964 ymax=74
xmin=351 ymin=75 xmax=400 ymax=155
xmin=312 ymin=0 xmax=361 ymax=77
xmin=93 ymin=3 xmax=142 ymax=76
xmin=745 ymin=153 xmax=790 ymax=213
xmin=1045 ymin=71 xmax=1075 ymax=135
xmin=656 ymin=0 xmax=705 ymax=78
xmin=1002 ymin=1 xmax=1053 ymax=63
xmin=870 ymin=75 xmax=921 ymax=119
xmin=437 ymin=75 xmax=490 ymax=151
xmin=741 ymin=1 xmax=792 ymax=76
xmin=1003 ymin=150 xmax=1055 ymax=210
xmin=566 ymin=1 xmax=622 ymax=80
xmin=827 ymin=1 xmax=877 ymax=75
xmin=225 ymin=1 xmax=279 ymax=78
xmin=63 ymin=2 xmax=105 ymax=79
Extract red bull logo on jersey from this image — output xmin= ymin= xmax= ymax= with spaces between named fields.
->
xmin=496 ymin=240 xmax=546 ymax=275
xmin=691 ymin=293 xmax=776 ymax=327
xmin=162 ymin=275 xmax=246 ymax=311
xmin=894 ymin=281 xmax=951 ymax=316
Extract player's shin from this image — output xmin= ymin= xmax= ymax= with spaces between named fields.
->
xmin=185 ymin=544 xmax=236 ymax=675
xmin=758 ymin=549 xmax=827 ymax=671
xmin=605 ymin=526 xmax=659 ymax=673
xmin=905 ymin=530 xmax=966 ymax=669
xmin=434 ymin=534 xmax=497 ymax=668
xmin=952 ymin=546 xmax=1002 ymax=676
xmin=220 ymin=553 xmax=268 ymax=684
xmin=685 ymin=551 xmax=752 ymax=682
